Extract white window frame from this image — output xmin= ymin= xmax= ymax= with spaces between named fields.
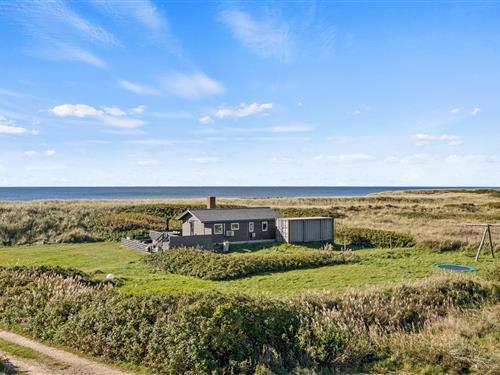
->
xmin=262 ymin=221 xmax=268 ymax=232
xmin=248 ymin=222 xmax=254 ymax=233
xmin=231 ymin=223 xmax=240 ymax=231
xmin=214 ymin=223 xmax=223 ymax=235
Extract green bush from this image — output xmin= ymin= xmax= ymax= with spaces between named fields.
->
xmin=336 ymin=227 xmax=415 ymax=248
xmin=143 ymin=249 xmax=357 ymax=280
xmin=0 ymin=267 xmax=497 ymax=374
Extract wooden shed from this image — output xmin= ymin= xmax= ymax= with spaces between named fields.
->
xmin=276 ymin=217 xmax=333 ymax=243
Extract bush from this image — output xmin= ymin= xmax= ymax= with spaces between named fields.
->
xmin=420 ymin=239 xmax=465 ymax=252
xmin=0 ymin=267 xmax=497 ymax=374
xmin=336 ymin=227 xmax=415 ymax=248
xmin=143 ymin=248 xmax=357 ymax=280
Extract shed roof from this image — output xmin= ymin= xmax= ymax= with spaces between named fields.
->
xmin=177 ymin=207 xmax=279 ymax=222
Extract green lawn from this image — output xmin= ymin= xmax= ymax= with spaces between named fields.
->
xmin=0 ymin=242 xmax=496 ymax=296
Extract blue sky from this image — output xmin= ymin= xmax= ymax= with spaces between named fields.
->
xmin=0 ymin=0 xmax=499 ymax=186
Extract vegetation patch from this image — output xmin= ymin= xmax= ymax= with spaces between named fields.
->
xmin=0 ymin=266 xmax=497 ymax=374
xmin=336 ymin=227 xmax=415 ymax=248
xmin=0 ymin=338 xmax=69 ymax=371
xmin=143 ymin=248 xmax=356 ymax=280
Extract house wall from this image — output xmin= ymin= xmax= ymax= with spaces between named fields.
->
xmin=204 ymin=219 xmax=276 ymax=242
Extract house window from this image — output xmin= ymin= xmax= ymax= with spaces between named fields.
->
xmin=248 ymin=222 xmax=254 ymax=232
xmin=262 ymin=221 xmax=268 ymax=232
xmin=214 ymin=224 xmax=223 ymax=235
xmin=231 ymin=223 xmax=240 ymax=231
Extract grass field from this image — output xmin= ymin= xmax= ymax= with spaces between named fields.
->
xmin=0 ymin=241 xmax=496 ymax=296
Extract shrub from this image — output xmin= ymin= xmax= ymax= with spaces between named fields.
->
xmin=143 ymin=249 xmax=357 ymax=280
xmin=336 ymin=227 xmax=415 ymax=248
xmin=0 ymin=267 xmax=497 ymax=374
xmin=419 ymin=238 xmax=465 ymax=252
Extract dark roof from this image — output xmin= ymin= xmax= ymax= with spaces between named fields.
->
xmin=177 ymin=207 xmax=279 ymax=222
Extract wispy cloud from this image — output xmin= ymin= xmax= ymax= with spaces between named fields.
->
xmin=414 ymin=134 xmax=463 ymax=146
xmin=133 ymin=159 xmax=160 ymax=166
xmin=471 ymin=107 xmax=481 ymax=116
xmin=118 ymin=80 xmax=160 ymax=95
xmin=200 ymin=102 xmax=273 ymax=123
xmin=91 ymin=0 xmax=183 ymax=57
xmin=445 ymin=154 xmax=499 ymax=163
xmin=268 ymin=124 xmax=312 ymax=133
xmin=50 ymin=104 xmax=145 ymax=128
xmin=450 ymin=107 xmax=460 ymax=114
xmin=162 ymin=71 xmax=225 ymax=99
xmin=37 ymin=42 xmax=107 ymax=69
xmin=312 ymin=154 xmax=376 ymax=163
xmin=44 ymin=150 xmax=56 ymax=157
xmin=0 ymin=116 xmax=28 ymax=135
xmin=4 ymin=0 xmax=115 ymax=68
xmin=93 ymin=0 xmax=165 ymax=30
xmin=189 ymin=157 xmax=218 ymax=164
xmin=219 ymin=9 xmax=293 ymax=62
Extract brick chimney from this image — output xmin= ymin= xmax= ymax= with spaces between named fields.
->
xmin=207 ymin=196 xmax=216 ymax=209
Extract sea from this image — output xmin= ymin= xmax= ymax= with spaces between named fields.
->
xmin=0 ymin=186 xmax=495 ymax=201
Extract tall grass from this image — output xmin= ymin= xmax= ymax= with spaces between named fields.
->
xmin=0 ymin=266 xmax=498 ymax=374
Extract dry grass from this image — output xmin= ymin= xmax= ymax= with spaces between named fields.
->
xmin=0 ymin=189 xmax=499 ymax=248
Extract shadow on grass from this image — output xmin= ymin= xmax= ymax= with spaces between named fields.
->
xmin=0 ymin=357 xmax=20 ymax=374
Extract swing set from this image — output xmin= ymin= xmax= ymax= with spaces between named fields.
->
xmin=465 ymin=223 xmax=499 ymax=261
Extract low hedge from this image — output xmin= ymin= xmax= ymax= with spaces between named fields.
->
xmin=0 ymin=267 xmax=498 ymax=374
xmin=336 ymin=227 xmax=415 ymax=248
xmin=143 ymin=248 xmax=357 ymax=280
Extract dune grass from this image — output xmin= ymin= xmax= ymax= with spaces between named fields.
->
xmin=0 ymin=241 xmax=496 ymax=296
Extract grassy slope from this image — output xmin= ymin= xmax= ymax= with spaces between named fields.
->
xmin=0 ymin=241 xmax=496 ymax=296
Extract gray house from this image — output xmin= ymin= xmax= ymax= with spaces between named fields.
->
xmin=121 ymin=196 xmax=334 ymax=252
xmin=176 ymin=206 xmax=279 ymax=244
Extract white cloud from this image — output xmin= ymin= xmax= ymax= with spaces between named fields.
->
xmin=129 ymin=105 xmax=146 ymax=114
xmin=44 ymin=150 xmax=56 ymax=157
xmin=50 ymin=104 xmax=145 ymax=128
xmin=0 ymin=116 xmax=28 ymax=135
xmin=51 ymin=104 xmax=99 ymax=118
xmin=382 ymin=154 xmax=433 ymax=164
xmin=118 ymin=80 xmax=159 ymax=95
xmin=134 ymin=159 xmax=160 ymax=166
xmin=312 ymin=154 xmax=376 ymax=163
xmin=271 ymin=156 xmax=292 ymax=163
xmin=451 ymin=107 xmax=460 ymax=114
xmin=219 ymin=9 xmax=293 ymax=62
xmin=215 ymin=102 xmax=273 ymax=119
xmin=199 ymin=116 xmax=214 ymax=125
xmin=189 ymin=157 xmax=218 ymax=164
xmin=103 ymin=107 xmax=126 ymax=116
xmin=471 ymin=107 xmax=480 ymax=116
xmin=384 ymin=156 xmax=399 ymax=163
xmin=297 ymin=101 xmax=303 ymax=107
xmin=268 ymin=124 xmax=312 ymax=133
xmin=400 ymin=154 xmax=433 ymax=164
xmin=445 ymin=154 xmax=499 ymax=163
xmin=24 ymin=150 xmax=37 ymax=156
xmin=414 ymin=134 xmax=463 ymax=146
xmin=162 ymin=71 xmax=225 ymax=99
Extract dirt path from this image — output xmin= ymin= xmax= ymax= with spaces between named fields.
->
xmin=0 ymin=330 xmax=133 ymax=375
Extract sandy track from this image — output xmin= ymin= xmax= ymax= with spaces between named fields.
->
xmin=0 ymin=330 xmax=133 ymax=375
